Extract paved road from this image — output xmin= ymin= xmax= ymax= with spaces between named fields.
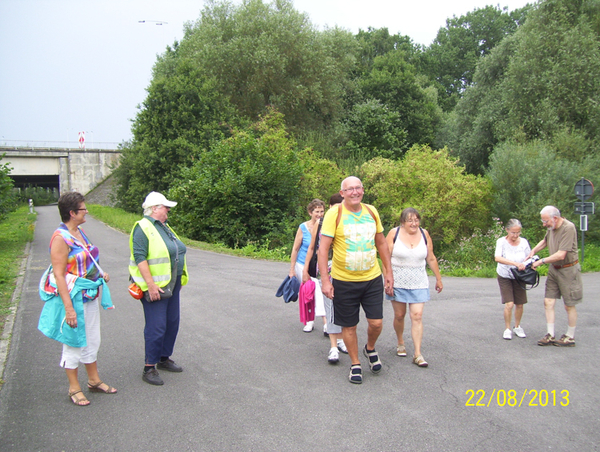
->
xmin=0 ymin=206 xmax=599 ymax=452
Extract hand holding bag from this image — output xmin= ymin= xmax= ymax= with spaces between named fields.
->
xmin=510 ymin=264 xmax=540 ymax=290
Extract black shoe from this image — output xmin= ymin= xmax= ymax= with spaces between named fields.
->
xmin=157 ymin=358 xmax=183 ymax=372
xmin=142 ymin=368 xmax=164 ymax=385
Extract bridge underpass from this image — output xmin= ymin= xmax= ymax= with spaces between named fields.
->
xmin=1 ymin=146 xmax=121 ymax=195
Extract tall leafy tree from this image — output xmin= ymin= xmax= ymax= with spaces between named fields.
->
xmin=445 ymin=0 xmax=600 ymax=174
xmin=422 ymin=4 xmax=530 ymax=111
xmin=0 ymin=155 xmax=16 ymax=220
xmin=178 ymin=0 xmax=357 ymax=131
xmin=359 ymin=50 xmax=441 ymax=147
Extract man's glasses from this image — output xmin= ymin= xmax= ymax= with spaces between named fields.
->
xmin=342 ymin=186 xmax=364 ymax=193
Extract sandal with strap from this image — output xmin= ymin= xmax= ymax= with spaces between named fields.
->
xmin=349 ymin=364 xmax=363 ymax=384
xmin=413 ymin=354 xmax=428 ymax=368
xmin=396 ymin=344 xmax=407 ymax=357
xmin=87 ymin=380 xmax=117 ymax=394
xmin=363 ymin=345 xmax=382 ymax=373
xmin=69 ymin=389 xmax=90 ymax=406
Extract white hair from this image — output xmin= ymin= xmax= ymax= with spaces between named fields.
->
xmin=341 ymin=176 xmax=361 ymax=190
xmin=540 ymin=205 xmax=560 ymax=218
xmin=143 ymin=206 xmax=154 ymax=216
xmin=505 ymin=218 xmax=522 ymax=230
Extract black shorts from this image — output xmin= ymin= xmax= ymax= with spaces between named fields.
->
xmin=331 ymin=276 xmax=384 ymax=327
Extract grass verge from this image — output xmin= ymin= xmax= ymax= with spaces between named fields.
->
xmin=86 ymin=204 xmax=289 ymax=261
xmin=0 ymin=206 xmax=36 ymax=336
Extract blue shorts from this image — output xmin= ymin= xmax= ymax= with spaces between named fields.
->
xmin=386 ymin=287 xmax=429 ymax=303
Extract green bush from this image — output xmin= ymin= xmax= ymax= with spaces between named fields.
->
xmin=0 ymin=155 xmax=17 ymax=221
xmin=167 ymin=109 xmax=302 ymax=249
xmin=361 ymin=145 xmax=493 ymax=244
xmin=487 ymin=140 xmax=600 ymax=244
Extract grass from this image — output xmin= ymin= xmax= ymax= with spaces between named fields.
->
xmin=86 ymin=204 xmax=289 ymax=261
xmin=0 ymin=206 xmax=36 ymax=336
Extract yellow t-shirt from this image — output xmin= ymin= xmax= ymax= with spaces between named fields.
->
xmin=321 ymin=203 xmax=383 ymax=282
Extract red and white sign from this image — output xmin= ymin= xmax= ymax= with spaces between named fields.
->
xmin=78 ymin=131 xmax=85 ymax=149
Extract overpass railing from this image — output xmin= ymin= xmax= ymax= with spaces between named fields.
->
xmin=0 ymin=140 xmax=122 ymax=150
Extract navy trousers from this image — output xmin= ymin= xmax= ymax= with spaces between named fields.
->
xmin=141 ymin=275 xmax=182 ymax=365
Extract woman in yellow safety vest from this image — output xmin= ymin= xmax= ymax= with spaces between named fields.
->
xmin=129 ymin=191 xmax=188 ymax=386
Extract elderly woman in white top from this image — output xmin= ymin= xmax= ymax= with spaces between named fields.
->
xmin=385 ymin=208 xmax=442 ymax=368
xmin=495 ymin=218 xmax=531 ymax=340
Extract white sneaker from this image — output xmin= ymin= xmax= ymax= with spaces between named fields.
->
xmin=513 ymin=326 xmax=526 ymax=338
xmin=303 ymin=321 xmax=314 ymax=332
xmin=503 ymin=328 xmax=512 ymax=340
xmin=337 ymin=339 xmax=348 ymax=354
xmin=328 ymin=347 xmax=339 ymax=364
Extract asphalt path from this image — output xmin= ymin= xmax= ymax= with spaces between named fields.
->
xmin=0 ymin=205 xmax=599 ymax=451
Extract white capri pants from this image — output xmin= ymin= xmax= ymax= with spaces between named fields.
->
xmin=295 ymin=262 xmax=326 ymax=317
xmin=60 ymin=299 xmax=101 ymax=369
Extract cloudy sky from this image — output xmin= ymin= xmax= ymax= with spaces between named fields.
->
xmin=0 ymin=0 xmax=533 ymax=148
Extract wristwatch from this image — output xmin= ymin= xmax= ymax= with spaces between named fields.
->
xmin=542 ymin=258 xmax=546 ymax=264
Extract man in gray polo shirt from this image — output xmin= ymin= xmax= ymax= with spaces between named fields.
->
xmin=529 ymin=206 xmax=583 ymax=347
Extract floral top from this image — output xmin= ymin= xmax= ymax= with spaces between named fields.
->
xmin=49 ymin=224 xmax=100 ymax=300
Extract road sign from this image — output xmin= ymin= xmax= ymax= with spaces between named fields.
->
xmin=574 ymin=178 xmax=593 ymax=200
xmin=581 ymin=215 xmax=588 ymax=231
xmin=574 ymin=202 xmax=595 ymax=215
xmin=78 ymin=131 xmax=85 ymax=149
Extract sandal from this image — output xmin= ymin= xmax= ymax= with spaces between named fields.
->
xmin=363 ymin=345 xmax=382 ymax=373
xmin=69 ymin=389 xmax=90 ymax=406
xmin=413 ymin=355 xmax=428 ymax=368
xmin=349 ymin=364 xmax=362 ymax=384
xmin=87 ymin=380 xmax=117 ymax=394
xmin=396 ymin=344 xmax=407 ymax=357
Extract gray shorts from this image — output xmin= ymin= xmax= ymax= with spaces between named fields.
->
xmin=322 ymin=289 xmax=342 ymax=335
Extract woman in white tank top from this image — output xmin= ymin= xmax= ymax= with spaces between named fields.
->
xmin=385 ymin=208 xmax=443 ymax=368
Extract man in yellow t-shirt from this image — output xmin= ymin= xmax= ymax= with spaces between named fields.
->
xmin=318 ymin=176 xmax=394 ymax=384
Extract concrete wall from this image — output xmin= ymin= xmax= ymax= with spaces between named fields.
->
xmin=1 ymin=147 xmax=121 ymax=195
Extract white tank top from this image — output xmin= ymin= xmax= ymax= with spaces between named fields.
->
xmin=391 ymin=233 xmax=429 ymax=289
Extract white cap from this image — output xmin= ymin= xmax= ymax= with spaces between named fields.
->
xmin=142 ymin=191 xmax=177 ymax=209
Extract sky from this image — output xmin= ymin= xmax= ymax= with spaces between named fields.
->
xmin=0 ymin=0 xmax=533 ymax=149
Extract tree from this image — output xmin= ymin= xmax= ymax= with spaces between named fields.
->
xmin=342 ymin=99 xmax=408 ymax=161
xmin=177 ymin=0 xmax=357 ymax=132
xmin=444 ymin=0 xmax=600 ymax=175
xmin=0 ymin=154 xmax=16 ymax=220
xmin=113 ymin=59 xmax=236 ymax=212
xmin=359 ymin=50 xmax=441 ymax=147
xmin=422 ymin=4 xmax=530 ymax=111
xmin=166 ymin=110 xmax=303 ymax=248
xmin=360 ymin=145 xmax=492 ymax=244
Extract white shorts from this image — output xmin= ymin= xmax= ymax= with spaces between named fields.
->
xmin=60 ymin=299 xmax=101 ymax=369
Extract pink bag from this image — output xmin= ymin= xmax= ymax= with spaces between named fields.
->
xmin=299 ymin=280 xmax=315 ymax=325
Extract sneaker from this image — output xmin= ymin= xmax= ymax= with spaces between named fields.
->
xmin=554 ymin=334 xmax=575 ymax=347
xmin=396 ymin=344 xmax=407 ymax=357
xmin=328 ymin=347 xmax=339 ymax=364
xmin=157 ymin=358 xmax=183 ymax=372
xmin=503 ymin=328 xmax=512 ymax=340
xmin=513 ymin=326 xmax=526 ymax=338
xmin=363 ymin=345 xmax=382 ymax=374
xmin=323 ymin=324 xmax=329 ymax=337
xmin=537 ymin=333 xmax=556 ymax=346
xmin=337 ymin=339 xmax=348 ymax=354
xmin=349 ymin=364 xmax=362 ymax=384
xmin=303 ymin=321 xmax=314 ymax=332
xmin=142 ymin=368 xmax=164 ymax=386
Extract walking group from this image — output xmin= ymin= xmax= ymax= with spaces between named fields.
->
xmin=36 ymin=179 xmax=585 ymax=406
xmin=285 ymin=177 xmax=584 ymax=385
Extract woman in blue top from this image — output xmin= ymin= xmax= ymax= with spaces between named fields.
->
xmin=289 ymin=199 xmax=325 ymax=332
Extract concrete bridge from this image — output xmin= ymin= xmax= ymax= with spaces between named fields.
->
xmin=1 ymin=146 xmax=121 ymax=195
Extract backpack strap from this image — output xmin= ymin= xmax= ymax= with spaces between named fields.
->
xmin=393 ymin=227 xmax=400 ymax=244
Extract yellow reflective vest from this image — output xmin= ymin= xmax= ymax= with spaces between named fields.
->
xmin=129 ymin=218 xmax=188 ymax=291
